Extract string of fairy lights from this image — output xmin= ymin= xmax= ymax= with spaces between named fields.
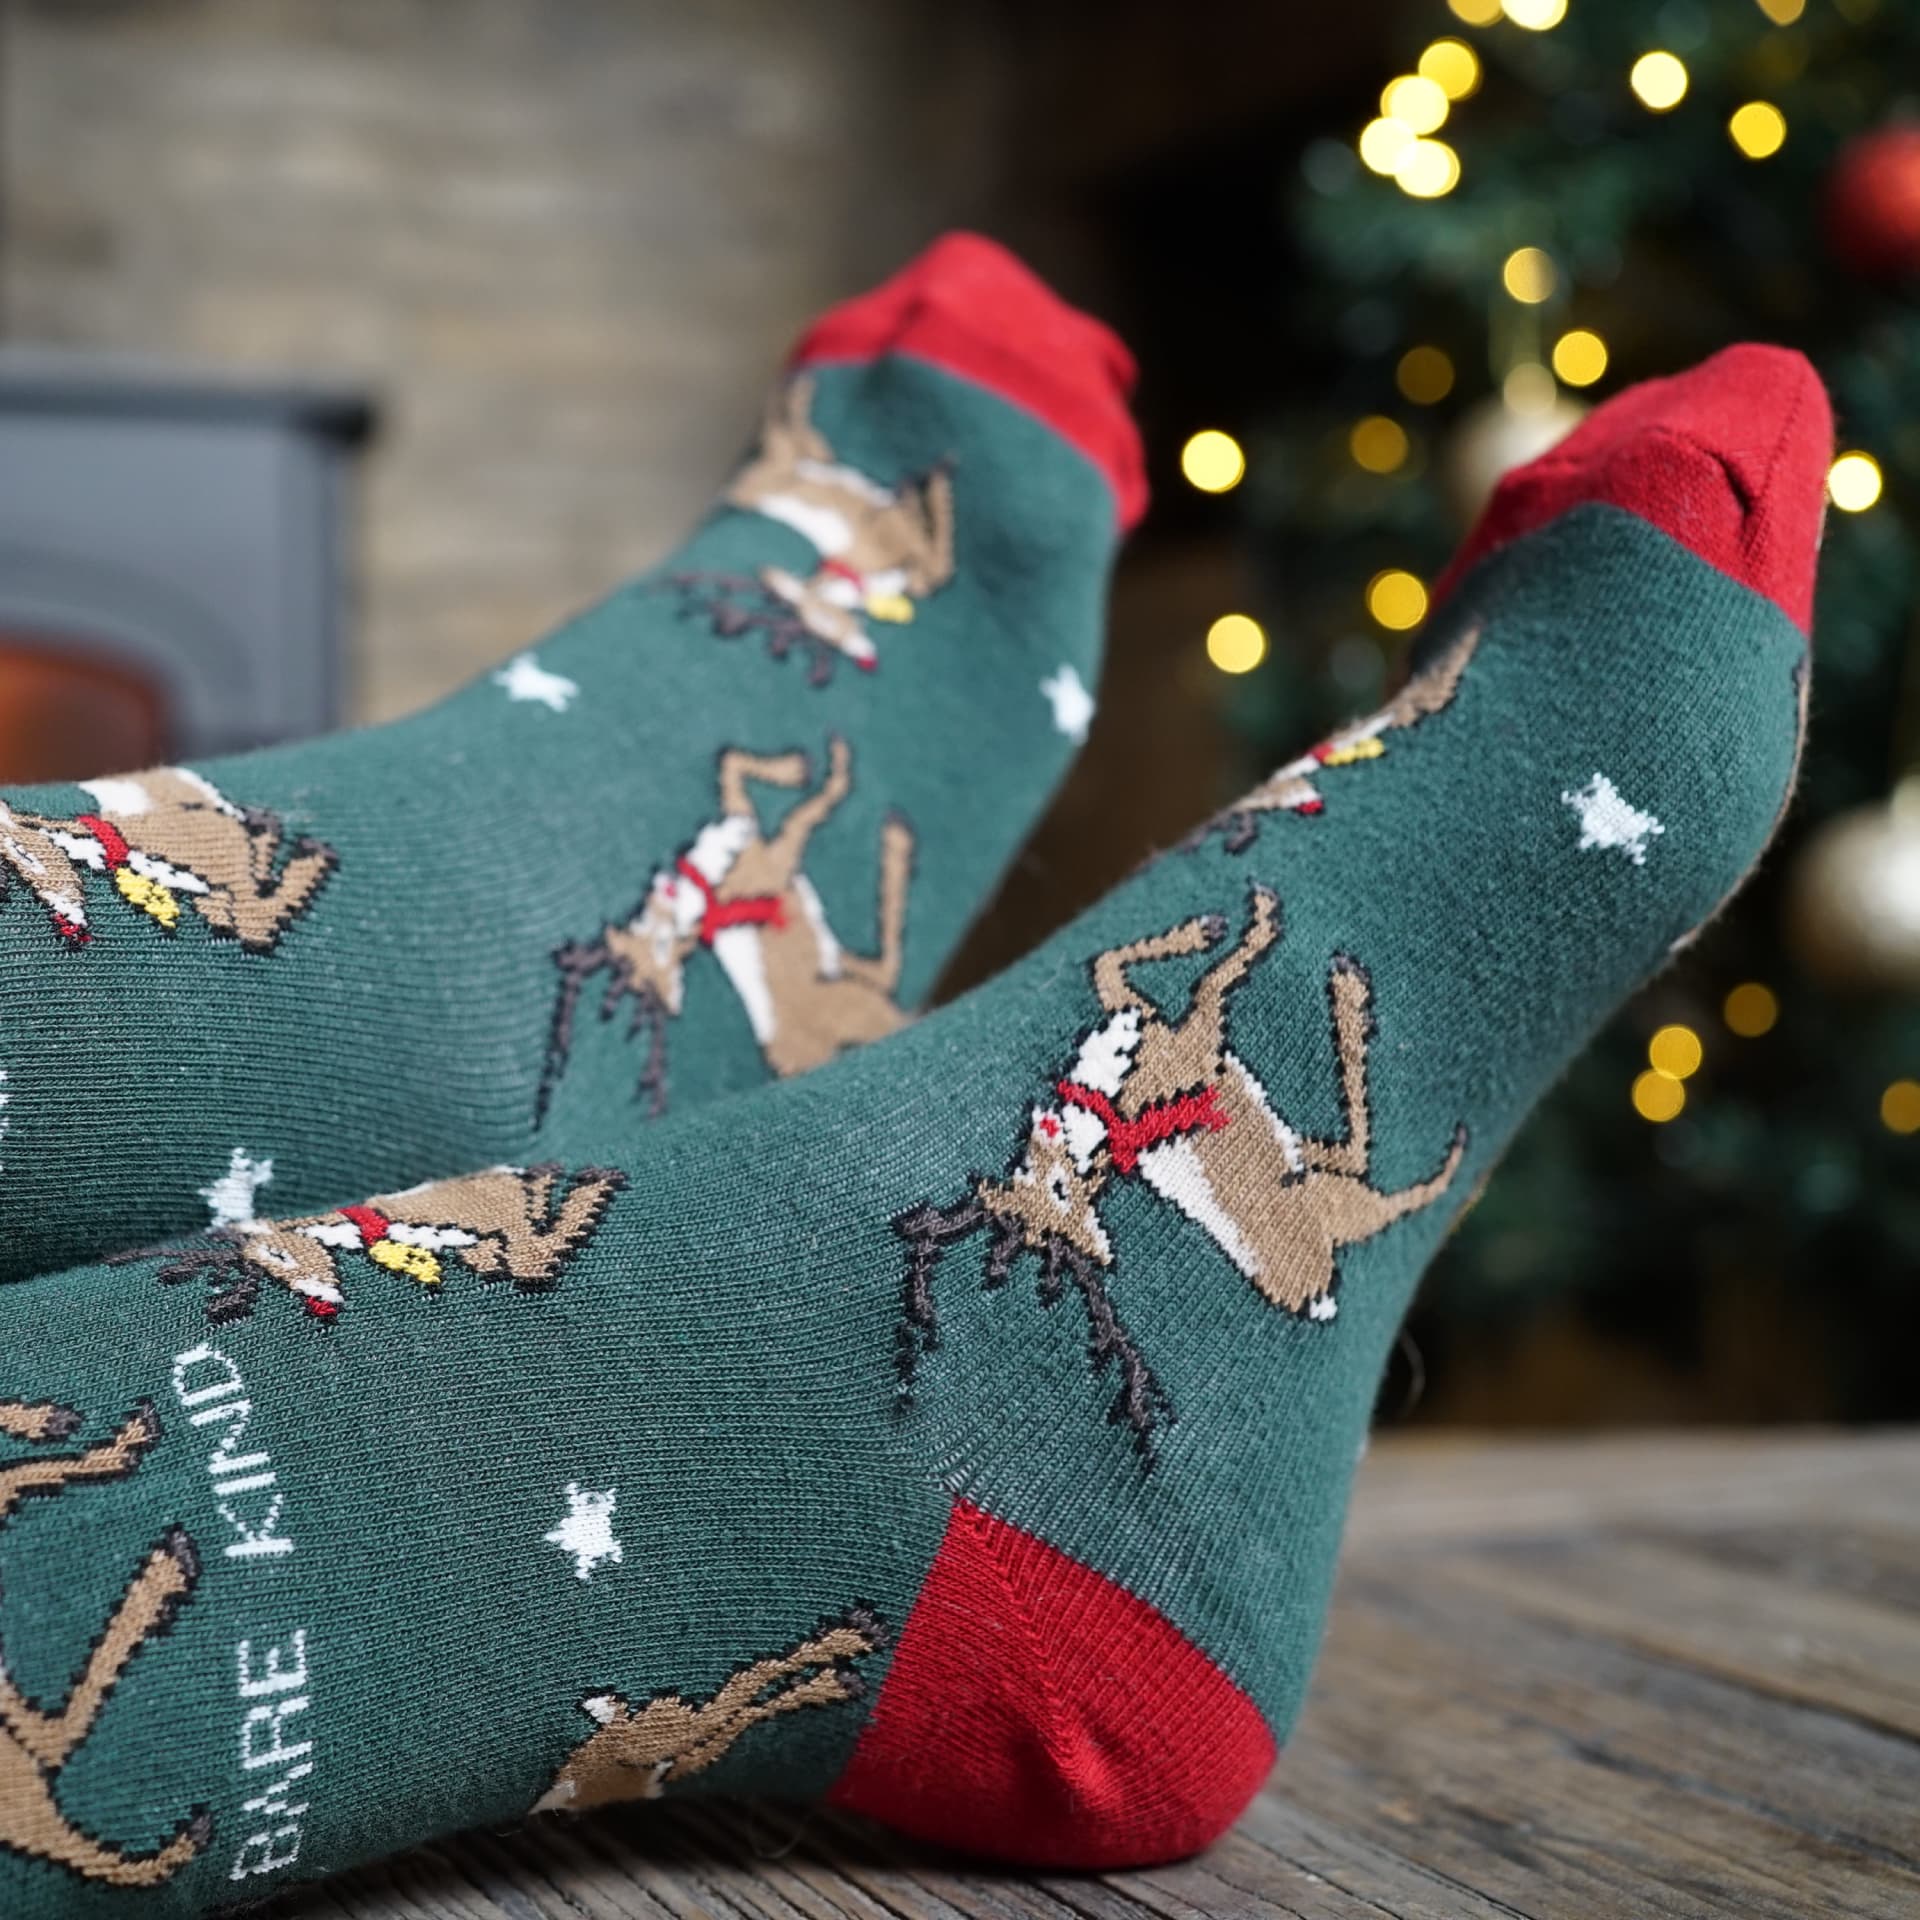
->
xmin=1634 ymin=1000 xmax=1920 ymax=1136
xmin=1178 ymin=0 xmax=1911 ymax=1137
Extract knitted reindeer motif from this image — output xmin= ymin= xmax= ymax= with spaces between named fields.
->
xmin=534 ymin=1605 xmax=886 ymax=1815
xmin=0 ymin=1399 xmax=211 ymax=1888
xmin=540 ymin=737 xmax=914 ymax=1123
xmin=724 ymin=374 xmax=955 ymax=670
xmin=666 ymin=375 xmax=956 ymax=680
xmin=1193 ymin=625 xmax=1480 ymax=853
xmin=894 ymin=888 xmax=1467 ymax=1456
xmin=0 ymin=766 xmax=335 ymax=951
xmin=124 ymin=1163 xmax=627 ymax=1324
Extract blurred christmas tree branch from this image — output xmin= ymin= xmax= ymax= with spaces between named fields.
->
xmin=1216 ymin=0 xmax=1920 ymax=1419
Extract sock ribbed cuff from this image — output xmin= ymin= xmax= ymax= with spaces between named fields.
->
xmin=791 ymin=231 xmax=1149 ymax=534
xmin=1432 ymin=343 xmax=1832 ymax=632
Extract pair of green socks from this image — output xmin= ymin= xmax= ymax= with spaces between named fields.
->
xmin=0 ymin=236 xmax=1830 ymax=1911
xmin=0 ymin=233 xmax=1142 ymax=1284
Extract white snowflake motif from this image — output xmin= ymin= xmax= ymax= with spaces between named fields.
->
xmin=1562 ymin=772 xmax=1665 ymax=867
xmin=494 ymin=651 xmax=580 ymax=714
xmin=0 ymin=1066 xmax=9 ymax=1173
xmin=200 ymin=1147 xmax=275 ymax=1227
xmin=545 ymin=1483 xmax=623 ymax=1582
xmin=1040 ymin=664 xmax=1096 ymax=744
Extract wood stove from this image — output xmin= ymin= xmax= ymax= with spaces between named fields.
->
xmin=0 ymin=350 xmax=374 ymax=785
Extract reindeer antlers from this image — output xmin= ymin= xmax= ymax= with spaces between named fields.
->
xmin=539 ymin=934 xmax=609 ymax=1127
xmin=537 ymin=934 xmax=670 ymax=1129
xmin=890 ymin=1195 xmax=1175 ymax=1462
xmin=108 ymin=1233 xmax=263 ymax=1325
xmin=656 ymin=574 xmax=842 ymax=686
xmin=892 ymin=1194 xmax=985 ymax=1395
xmin=1036 ymin=1236 xmax=1175 ymax=1456
xmin=1184 ymin=806 xmax=1264 ymax=857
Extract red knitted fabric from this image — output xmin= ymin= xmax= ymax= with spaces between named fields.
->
xmin=792 ymin=231 xmax=1149 ymax=533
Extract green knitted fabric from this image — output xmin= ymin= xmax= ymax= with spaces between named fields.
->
xmin=0 ymin=235 xmax=1140 ymax=1282
xmin=0 ymin=347 xmax=1826 ymax=1908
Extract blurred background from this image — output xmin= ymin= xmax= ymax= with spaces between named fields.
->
xmin=0 ymin=0 xmax=1914 ymax=1423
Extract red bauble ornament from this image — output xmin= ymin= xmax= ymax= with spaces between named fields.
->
xmin=1826 ymin=125 xmax=1920 ymax=282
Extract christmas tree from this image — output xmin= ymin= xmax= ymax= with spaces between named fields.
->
xmin=1199 ymin=0 xmax=1920 ymax=1418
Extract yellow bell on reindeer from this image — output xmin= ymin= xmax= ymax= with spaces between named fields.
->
xmin=1319 ymin=736 xmax=1387 ymax=769
xmin=864 ymin=592 xmax=915 ymax=624
xmin=112 ymin=867 xmax=182 ymax=930
xmin=368 ymin=1238 xmax=444 ymax=1287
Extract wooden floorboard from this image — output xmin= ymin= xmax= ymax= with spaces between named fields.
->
xmin=267 ymin=1431 xmax=1920 ymax=1920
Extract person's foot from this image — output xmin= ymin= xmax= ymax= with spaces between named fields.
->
xmin=0 ymin=232 xmax=1144 ymax=1281
xmin=0 ymin=347 xmax=1828 ymax=1908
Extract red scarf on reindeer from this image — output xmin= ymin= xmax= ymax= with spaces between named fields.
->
xmin=675 ymin=858 xmax=787 ymax=947
xmin=1054 ymin=1080 xmax=1230 ymax=1177
xmin=73 ymin=813 xmax=131 ymax=871
xmin=337 ymin=1204 xmax=392 ymax=1247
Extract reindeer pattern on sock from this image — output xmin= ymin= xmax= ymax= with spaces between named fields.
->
xmin=0 ymin=1399 xmax=211 ymax=1888
xmin=122 ymin=1164 xmax=627 ymax=1324
xmin=535 ymin=1605 xmax=886 ymax=1815
xmin=540 ymin=737 xmax=913 ymax=1123
xmin=1193 ymin=626 xmax=1479 ymax=853
xmin=668 ymin=374 xmax=956 ymax=679
xmin=0 ymin=766 xmax=336 ymax=952
xmin=895 ymin=887 xmax=1466 ymax=1455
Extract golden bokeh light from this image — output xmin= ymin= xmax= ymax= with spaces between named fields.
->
xmin=1448 ymin=0 xmax=1502 ymax=20
xmin=1503 ymin=362 xmax=1558 ymax=415
xmin=1503 ymin=0 xmax=1569 ymax=28
xmin=1648 ymin=1024 xmax=1704 ymax=1081
xmin=1382 ymin=74 xmax=1450 ymax=136
xmin=1395 ymin=137 xmax=1462 ymax=198
xmin=1206 ymin=613 xmax=1267 ymax=675
xmin=1632 ymin=1069 xmax=1686 ymax=1123
xmin=1551 ymin=328 xmax=1608 ymax=386
xmin=1350 ymin=415 xmax=1411 ymax=474
xmin=1397 ymin=345 xmax=1456 ymax=405
xmin=1883 ymin=1079 xmax=1920 ymax=1135
xmin=1723 ymin=982 xmax=1780 ymax=1038
xmin=1366 ymin=569 xmax=1428 ymax=631
xmin=1180 ymin=429 xmax=1246 ymax=494
xmin=1755 ymin=0 xmax=1805 ymax=22
xmin=1502 ymin=246 xmax=1558 ymax=303
xmin=1359 ymin=116 xmax=1415 ymax=175
xmin=1729 ymin=101 xmax=1788 ymax=159
xmin=1828 ymin=451 xmax=1883 ymax=512
xmin=1419 ymin=39 xmax=1482 ymax=100
xmin=1630 ymin=51 xmax=1689 ymax=111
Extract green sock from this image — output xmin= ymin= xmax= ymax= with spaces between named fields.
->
xmin=0 ymin=346 xmax=1827 ymax=1907
xmin=0 ymin=233 xmax=1144 ymax=1283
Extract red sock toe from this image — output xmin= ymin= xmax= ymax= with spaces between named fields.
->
xmin=1433 ymin=344 xmax=1834 ymax=632
xmin=830 ymin=1499 xmax=1274 ymax=1870
xmin=792 ymin=232 xmax=1148 ymax=533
